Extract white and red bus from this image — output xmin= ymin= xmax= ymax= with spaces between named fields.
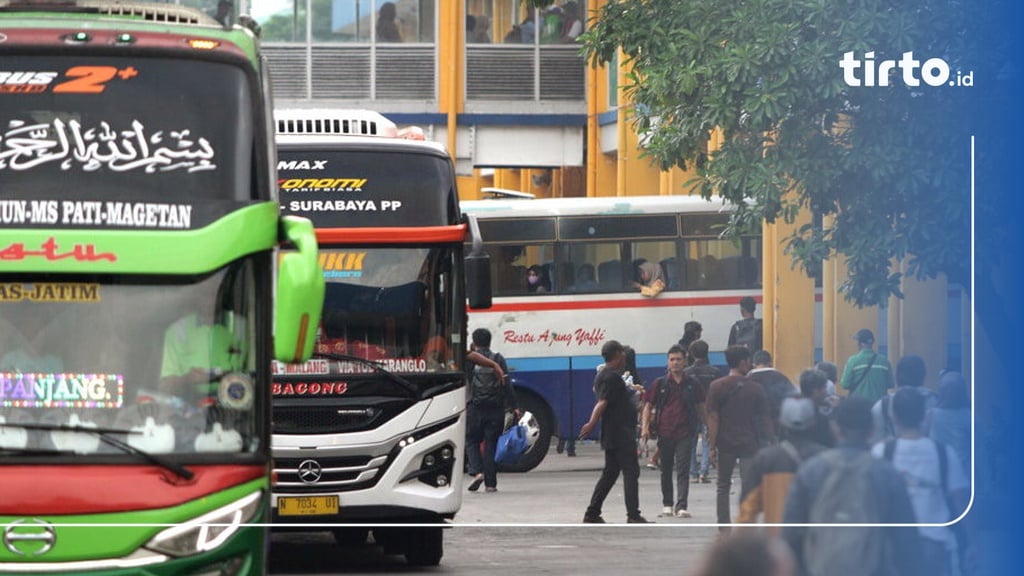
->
xmin=462 ymin=195 xmax=766 ymax=471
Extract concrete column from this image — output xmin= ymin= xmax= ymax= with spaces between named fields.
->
xmin=823 ymin=255 xmax=880 ymax=386
xmin=763 ymin=202 xmax=816 ymax=379
xmin=889 ymin=263 xmax=949 ymax=386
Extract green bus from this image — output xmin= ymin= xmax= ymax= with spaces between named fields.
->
xmin=0 ymin=1 xmax=323 ymax=574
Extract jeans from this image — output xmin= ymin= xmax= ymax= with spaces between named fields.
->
xmin=690 ymin=424 xmax=710 ymax=478
xmin=465 ymin=404 xmax=505 ymax=488
xmin=715 ymin=449 xmax=752 ymax=532
xmin=585 ymin=443 xmax=641 ymax=520
xmin=658 ymin=435 xmax=695 ymax=511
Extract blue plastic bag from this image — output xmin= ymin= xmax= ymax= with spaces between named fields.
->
xmin=494 ymin=424 xmax=528 ymax=465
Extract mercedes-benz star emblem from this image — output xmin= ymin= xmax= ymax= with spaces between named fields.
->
xmin=297 ymin=459 xmax=323 ymax=484
xmin=4 ymin=519 xmax=56 ymax=557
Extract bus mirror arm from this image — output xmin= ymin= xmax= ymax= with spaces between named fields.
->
xmin=466 ymin=213 xmax=484 ymax=256
xmin=463 ymin=215 xmax=492 ymax=309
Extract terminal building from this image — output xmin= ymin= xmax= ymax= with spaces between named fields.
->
xmin=238 ymin=0 xmax=966 ymax=380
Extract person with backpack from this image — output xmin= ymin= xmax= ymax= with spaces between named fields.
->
xmin=748 ymin=350 xmax=798 ymax=441
xmin=707 ymin=345 xmax=772 ymax=533
xmin=839 ymin=328 xmax=893 ymax=404
xmin=640 ymin=344 xmax=705 ymax=518
xmin=678 ymin=320 xmax=703 ymax=365
xmin=871 ymin=354 xmax=938 ymax=443
xmin=465 ymin=328 xmax=516 ymax=493
xmin=872 ymin=387 xmax=972 ymax=576
xmin=736 ymin=397 xmax=825 ymax=534
xmin=728 ymin=296 xmax=763 ymax=351
xmin=686 ymin=339 xmax=721 ymax=483
xmin=782 ymin=396 xmax=924 ymax=576
xmin=798 ymin=368 xmax=836 ymax=448
xmin=579 ymin=340 xmax=651 ymax=524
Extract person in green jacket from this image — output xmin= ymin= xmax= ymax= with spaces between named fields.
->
xmin=839 ymin=329 xmax=893 ymax=405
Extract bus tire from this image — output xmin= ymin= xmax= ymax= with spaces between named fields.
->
xmin=404 ymin=527 xmax=443 ymax=566
xmin=497 ymin=391 xmax=552 ymax=473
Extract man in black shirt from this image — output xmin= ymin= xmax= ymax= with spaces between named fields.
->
xmin=580 ymin=340 xmax=651 ymax=524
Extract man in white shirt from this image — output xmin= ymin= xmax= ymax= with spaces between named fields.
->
xmin=871 ymin=387 xmax=971 ymax=576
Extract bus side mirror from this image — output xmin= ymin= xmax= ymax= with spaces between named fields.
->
xmin=465 ymin=251 xmax=492 ymax=310
xmin=275 ymin=216 xmax=325 ymax=363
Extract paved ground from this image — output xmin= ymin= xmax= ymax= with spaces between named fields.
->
xmin=457 ymin=438 xmax=730 ymax=526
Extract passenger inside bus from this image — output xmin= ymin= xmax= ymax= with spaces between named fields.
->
xmin=632 ymin=258 xmax=666 ymax=297
xmin=526 ymin=264 xmax=551 ymax=293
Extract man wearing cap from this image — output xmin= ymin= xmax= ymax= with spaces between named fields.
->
xmin=736 ymin=395 xmax=826 ymax=534
xmin=840 ymin=328 xmax=893 ymax=405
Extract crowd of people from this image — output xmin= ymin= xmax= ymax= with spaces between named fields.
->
xmin=576 ymin=299 xmax=974 ymax=576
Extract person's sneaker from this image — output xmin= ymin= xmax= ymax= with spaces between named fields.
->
xmin=700 ymin=475 xmax=711 ymax=484
xmin=485 ymin=486 xmax=497 ymax=493
xmin=691 ymin=476 xmax=700 ymax=484
xmin=627 ymin=515 xmax=652 ymax=524
xmin=674 ymin=509 xmax=692 ymax=518
xmin=645 ymin=462 xmax=659 ymax=470
xmin=467 ymin=474 xmax=484 ymax=492
xmin=659 ymin=506 xmax=674 ymax=517
xmin=582 ymin=514 xmax=605 ymax=524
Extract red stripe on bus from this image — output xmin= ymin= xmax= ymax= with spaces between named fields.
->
xmin=316 ymin=225 xmax=467 ymax=244
xmin=0 ymin=465 xmax=265 ymax=515
xmin=478 ymin=293 xmax=825 ymax=313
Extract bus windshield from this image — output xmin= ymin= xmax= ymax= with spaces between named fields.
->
xmin=0 ymin=56 xmax=253 ymax=202
xmin=0 ymin=260 xmax=262 ymax=457
xmin=282 ymin=246 xmax=459 ymax=376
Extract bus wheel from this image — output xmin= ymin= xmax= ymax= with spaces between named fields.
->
xmin=497 ymin=392 xmax=552 ymax=473
xmin=332 ymin=527 xmax=368 ymax=547
xmin=404 ymin=527 xmax=443 ymax=566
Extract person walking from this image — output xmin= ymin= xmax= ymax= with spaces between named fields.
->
xmin=728 ymin=296 xmax=763 ymax=351
xmin=465 ymin=328 xmax=515 ymax=493
xmin=579 ymin=340 xmax=651 ymax=524
xmin=782 ymin=397 xmax=924 ymax=576
xmin=736 ymin=397 xmax=825 ymax=533
xmin=748 ymin=349 xmax=798 ymax=440
xmin=686 ymin=339 xmax=720 ymax=483
xmin=871 ymin=354 xmax=937 ymax=442
xmin=641 ymin=345 xmax=705 ymax=518
xmin=707 ymin=345 xmax=772 ymax=533
xmin=839 ymin=328 xmax=893 ymax=404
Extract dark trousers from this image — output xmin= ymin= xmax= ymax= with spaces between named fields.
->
xmin=658 ymin=435 xmax=695 ymax=510
xmin=585 ymin=443 xmax=641 ymax=520
xmin=465 ymin=404 xmax=505 ymax=488
xmin=715 ymin=449 xmax=752 ymax=532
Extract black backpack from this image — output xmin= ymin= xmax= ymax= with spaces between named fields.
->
xmin=732 ymin=317 xmax=762 ymax=350
xmin=469 ymin=349 xmax=505 ymax=408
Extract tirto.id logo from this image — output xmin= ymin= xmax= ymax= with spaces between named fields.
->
xmin=840 ymin=51 xmax=974 ymax=88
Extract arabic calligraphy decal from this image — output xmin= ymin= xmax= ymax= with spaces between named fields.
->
xmin=0 ymin=118 xmax=217 ymax=174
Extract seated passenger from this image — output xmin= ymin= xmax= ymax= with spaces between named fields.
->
xmin=632 ymin=258 xmax=666 ymax=298
xmin=526 ymin=264 xmax=551 ymax=293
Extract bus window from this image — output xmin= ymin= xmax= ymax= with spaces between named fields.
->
xmin=631 ymin=240 xmax=679 ymax=289
xmin=485 ymin=243 xmax=556 ymax=295
xmin=563 ymin=242 xmax=624 ymax=292
xmin=683 ymin=237 xmax=762 ymax=290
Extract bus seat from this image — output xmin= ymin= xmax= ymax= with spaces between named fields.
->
xmin=598 ymin=259 xmax=622 ymax=290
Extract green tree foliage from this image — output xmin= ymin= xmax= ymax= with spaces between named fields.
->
xmin=581 ymin=0 xmax=975 ymax=307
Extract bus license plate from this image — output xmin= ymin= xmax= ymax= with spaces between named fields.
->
xmin=278 ymin=496 xmax=339 ymax=516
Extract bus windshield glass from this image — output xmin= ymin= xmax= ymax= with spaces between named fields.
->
xmin=0 ymin=260 xmax=261 ymax=457
xmin=0 ymin=56 xmax=253 ymax=202
xmin=301 ymin=246 xmax=458 ymax=375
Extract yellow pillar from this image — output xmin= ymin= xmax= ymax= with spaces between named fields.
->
xmin=888 ymin=264 xmax=949 ymax=386
xmin=763 ymin=198 xmax=816 ymax=379
xmin=438 ymin=0 xmax=463 ymax=159
xmin=586 ymin=0 xmax=602 ymax=199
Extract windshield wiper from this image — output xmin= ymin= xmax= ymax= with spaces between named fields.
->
xmin=311 ymin=352 xmax=419 ymax=398
xmin=4 ymin=422 xmax=194 ymax=480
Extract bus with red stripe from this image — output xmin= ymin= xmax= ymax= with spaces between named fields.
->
xmin=461 ymin=195 xmax=770 ymax=471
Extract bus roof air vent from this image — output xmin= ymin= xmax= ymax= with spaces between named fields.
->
xmin=275 ymin=109 xmax=399 ymax=138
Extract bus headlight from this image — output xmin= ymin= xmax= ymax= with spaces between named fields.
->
xmin=144 ymin=491 xmax=262 ymax=557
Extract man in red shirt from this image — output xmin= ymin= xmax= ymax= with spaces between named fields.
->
xmin=707 ymin=345 xmax=772 ymax=533
xmin=641 ymin=344 xmax=705 ymax=518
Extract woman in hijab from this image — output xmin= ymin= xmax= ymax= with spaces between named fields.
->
xmin=632 ymin=259 xmax=665 ymax=297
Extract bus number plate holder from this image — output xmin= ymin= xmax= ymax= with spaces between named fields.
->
xmin=278 ymin=495 xmax=339 ymax=516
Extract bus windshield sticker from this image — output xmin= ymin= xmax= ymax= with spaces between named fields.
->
xmin=0 ymin=282 xmax=100 ymax=302
xmin=0 ymin=118 xmax=216 ymax=174
xmin=320 ymin=252 xmax=365 ymax=279
xmin=279 ymin=177 xmax=366 ymax=192
xmin=0 ymin=373 xmax=124 ymax=408
xmin=0 ymin=65 xmax=140 ymax=94
xmin=0 ymin=200 xmax=193 ymax=229
xmin=0 ymin=237 xmax=116 ymax=262
xmin=271 ymin=381 xmax=349 ymax=397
